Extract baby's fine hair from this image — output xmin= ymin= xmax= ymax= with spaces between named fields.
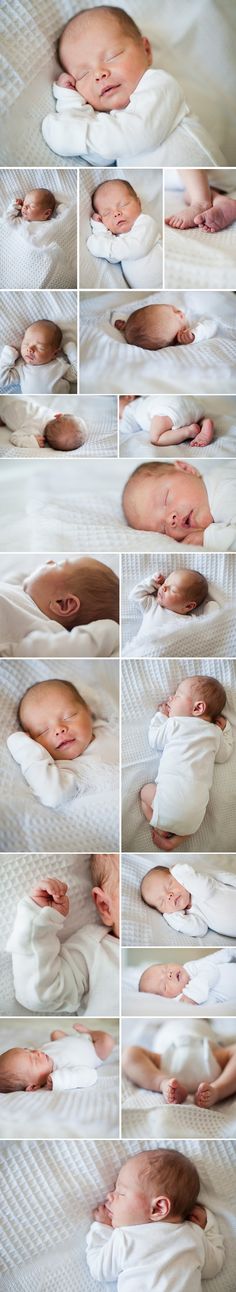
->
xmin=44 ymin=418 xmax=84 ymax=452
xmin=17 ymin=679 xmax=88 ymax=730
xmin=90 ymin=852 xmax=118 ymax=889
xmin=57 ymin=6 xmax=142 ymax=69
xmin=124 ymin=306 xmax=170 ymax=350
xmin=138 ymin=1148 xmax=200 ymax=1220
xmin=32 ymin=320 xmax=62 ymax=348
xmin=122 ymin=462 xmax=176 ymax=529
xmin=61 ymin=558 xmax=119 ymax=628
xmin=0 ymin=1050 xmax=25 ymax=1093
xmin=91 ymin=180 xmax=138 ymax=212
xmin=37 ymin=188 xmax=55 ymax=213
xmin=190 ymin=674 xmax=226 ymax=720
xmin=141 ymin=866 xmax=168 ymax=910
xmin=139 ymin=965 xmax=157 ymax=994
xmin=181 ymin=569 xmax=208 ymax=608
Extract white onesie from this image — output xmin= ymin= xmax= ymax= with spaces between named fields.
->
xmin=182 ymin=949 xmax=236 ymax=1005
xmin=200 ymin=462 xmax=236 ymax=552
xmin=0 ymin=394 xmax=87 ymax=453
xmin=42 ymin=68 xmax=225 ymax=168
xmin=7 ymin=716 xmax=118 ymax=809
xmin=0 ymin=345 xmax=76 ymax=395
xmin=149 ymin=710 xmax=233 ymax=835
xmin=41 ymin=1032 xmax=102 ymax=1090
xmin=87 ymin=214 xmax=162 ymax=288
xmin=0 ymin=571 xmax=118 ymax=658
xmin=122 ymin=573 xmax=216 ymax=659
xmin=120 ymin=395 xmax=204 ymax=439
xmin=86 ymin=1210 xmax=224 ymax=1291
xmin=163 ymin=863 xmax=236 ymax=938
xmin=7 ymin=896 xmax=119 ymax=1015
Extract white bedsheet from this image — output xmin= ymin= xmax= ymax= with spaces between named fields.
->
xmin=121 ymin=553 xmax=236 ymax=657
xmin=80 ymin=290 xmax=236 ymax=395
xmin=0 ymin=291 xmax=77 ymax=395
xmin=0 ymin=395 xmax=118 ymax=457
xmin=0 ymin=659 xmax=119 ymax=852
xmin=119 ymin=394 xmax=236 ymax=459
xmin=121 ymin=1020 xmax=236 ymax=1140
xmin=79 ymin=168 xmax=163 ymax=288
xmin=122 ymin=952 xmax=236 ymax=1017
xmin=0 ymin=1017 xmax=119 ymax=1138
xmin=0 ymin=1138 xmax=235 ymax=1291
xmin=122 ymin=657 xmax=236 ymax=852
xmin=0 ymin=168 xmax=77 ymax=289
xmin=164 ymin=172 xmax=236 ymax=290
xmin=122 ymin=853 xmax=236 ymax=948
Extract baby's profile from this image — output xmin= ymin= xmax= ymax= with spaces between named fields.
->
xmin=125 ymin=568 xmax=208 ymax=656
xmin=115 ymin=303 xmax=216 ymax=350
xmin=141 ymin=862 xmax=236 ymax=940
xmin=0 ymin=1024 xmax=114 ymax=1093
xmin=0 ymin=556 xmax=119 ymax=658
xmin=7 ymin=676 xmax=118 ymax=809
xmin=139 ymin=949 xmax=236 ymax=1008
xmin=0 ymin=320 xmax=76 ymax=395
xmin=86 ymin=1147 xmax=224 ymax=1289
xmin=87 ymin=179 xmax=161 ymax=287
xmin=123 ymin=1018 xmax=236 ymax=1108
xmin=6 ymin=188 xmax=56 ymax=223
xmin=122 ymin=459 xmax=236 ymax=550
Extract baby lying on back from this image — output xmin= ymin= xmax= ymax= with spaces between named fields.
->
xmin=0 ymin=556 xmax=119 ymax=657
xmin=0 ymin=1024 xmax=114 ymax=1092
xmin=123 ymin=1018 xmax=236 ymax=1108
xmin=123 ymin=567 xmax=209 ymax=656
xmin=5 ymin=188 xmax=56 ymax=223
xmin=0 ymin=320 xmax=76 ymax=395
xmin=141 ymin=863 xmax=236 ymax=939
xmin=87 ymin=179 xmax=161 ymax=288
xmin=122 ymin=460 xmax=236 ymax=550
xmin=139 ymin=949 xmax=236 ymax=1007
xmin=7 ymin=677 xmax=118 ymax=809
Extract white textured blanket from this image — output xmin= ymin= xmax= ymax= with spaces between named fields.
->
xmin=121 ymin=1020 xmax=236 ymax=1140
xmin=0 ymin=395 xmax=118 ymax=458
xmin=0 ymin=1017 xmax=119 ymax=1139
xmin=0 ymin=659 xmax=119 ymax=852
xmin=122 ymin=657 xmax=236 ymax=852
xmin=0 ymin=290 xmax=77 ymax=394
xmin=80 ymin=168 xmax=163 ymax=288
xmin=121 ymin=553 xmax=236 ymax=657
xmin=121 ymin=853 xmax=236 ymax=948
xmin=120 ymin=394 xmax=236 ymax=459
xmin=0 ymin=168 xmax=77 ymax=289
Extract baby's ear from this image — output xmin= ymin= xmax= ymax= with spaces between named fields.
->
xmin=92 ymin=212 xmax=103 ymax=223
xmin=176 ymin=327 xmax=194 ymax=345
xmin=49 ymin=594 xmax=80 ymax=620
xmin=175 ymin=460 xmax=199 ymax=476
xmin=115 ymin=319 xmax=126 ymax=332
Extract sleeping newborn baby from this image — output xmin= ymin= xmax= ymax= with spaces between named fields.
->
xmin=140 ymin=675 xmax=233 ymax=850
xmin=139 ymin=949 xmax=236 ymax=1008
xmin=114 ymin=303 xmax=217 ymax=350
xmin=123 ymin=567 xmax=209 ymax=657
xmin=123 ymin=1019 xmax=236 ymax=1107
xmin=7 ymin=677 xmax=118 ymax=809
xmin=122 ymin=460 xmax=236 ymax=550
xmin=0 ymin=1024 xmax=114 ymax=1092
xmin=87 ymin=180 xmax=162 ymax=288
xmin=5 ymin=188 xmax=56 ymax=223
xmin=0 ymin=321 xmax=77 ymax=395
xmin=0 ymin=556 xmax=119 ymax=657
xmin=42 ymin=6 xmax=225 ymax=168
xmin=121 ymin=395 xmax=214 ymax=449
xmin=141 ymin=863 xmax=236 ymax=939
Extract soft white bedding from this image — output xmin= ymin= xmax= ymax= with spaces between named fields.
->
xmin=119 ymin=394 xmax=236 ymax=459
xmin=121 ymin=552 xmax=236 ymax=657
xmin=0 ymin=167 xmax=77 ymax=289
xmin=1 ymin=0 xmax=235 ymax=165
xmin=0 ymin=659 xmax=119 ymax=852
xmin=164 ymin=171 xmax=236 ymax=290
xmin=0 ymin=1138 xmax=235 ymax=1291
xmin=0 ymin=395 xmax=118 ymax=457
xmin=80 ymin=290 xmax=236 ymax=395
xmin=0 ymin=1017 xmax=119 ymax=1138
xmin=79 ymin=168 xmax=163 ymax=288
xmin=121 ymin=853 xmax=236 ymax=948
xmin=122 ymin=951 xmax=236 ymax=1017
xmin=0 ymin=290 xmax=77 ymax=394
xmin=121 ymin=1020 xmax=236 ymax=1140
xmin=122 ymin=657 xmax=236 ymax=852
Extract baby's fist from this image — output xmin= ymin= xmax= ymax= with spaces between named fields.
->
xmin=158 ymin=700 xmax=170 ymax=716
xmin=56 ymin=73 xmax=76 ymax=89
xmin=45 ymin=1074 xmax=53 ymax=1090
xmin=93 ymin=1204 xmax=112 ymax=1226
xmin=215 ymin=714 xmax=226 ymax=730
xmin=15 ymin=198 xmax=23 ymax=206
xmin=153 ymin=574 xmax=164 ymax=586
xmin=30 ymin=877 xmax=69 ymax=917
xmin=189 ymin=1203 xmax=207 ymax=1229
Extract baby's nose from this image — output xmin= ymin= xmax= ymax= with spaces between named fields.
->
xmin=95 ymin=65 xmax=110 ymax=81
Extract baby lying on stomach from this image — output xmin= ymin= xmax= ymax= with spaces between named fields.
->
xmin=0 ymin=321 xmax=76 ymax=395
xmin=0 ymin=1024 xmax=114 ymax=1092
xmin=123 ymin=567 xmax=209 ymax=656
xmin=87 ymin=180 xmax=161 ymax=288
xmin=0 ymin=396 xmax=87 ymax=453
xmin=42 ymin=6 xmax=224 ymax=168
xmin=122 ymin=459 xmax=236 ymax=549
xmin=115 ymin=303 xmax=217 ymax=349
xmin=141 ymin=862 xmax=236 ymax=939
xmin=7 ymin=677 xmax=118 ymax=809
xmin=86 ymin=1147 xmax=224 ymax=1291
xmin=120 ymin=394 xmax=214 ymax=450
xmin=140 ymin=675 xmax=233 ymax=850
xmin=139 ymin=949 xmax=236 ymax=1008
xmin=123 ymin=1019 xmax=236 ymax=1108
xmin=0 ymin=556 xmax=119 ymax=657
xmin=4 ymin=188 xmax=56 ymax=223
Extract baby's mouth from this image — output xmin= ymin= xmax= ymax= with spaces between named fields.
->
xmin=57 ymin=736 xmax=76 ymax=750
xmin=100 ymin=82 xmax=121 ymax=97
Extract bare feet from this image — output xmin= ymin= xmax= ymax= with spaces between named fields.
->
xmin=151 ymin=828 xmax=183 ymax=851
xmin=192 ymin=417 xmax=214 ymax=448
xmin=165 ymin=202 xmax=212 ymax=230
xmin=194 ymin=196 xmax=236 ymax=232
xmin=160 ymin=1076 xmax=188 ymax=1104
xmin=194 ymin=1081 xmax=218 ymax=1107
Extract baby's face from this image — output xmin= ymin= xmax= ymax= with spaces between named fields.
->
xmin=94 ymin=182 xmax=141 ymax=233
xmin=157 ymin=570 xmax=197 ymax=614
xmin=147 ymin=870 xmax=191 ymax=915
xmin=21 ymin=191 xmax=51 ymax=222
xmin=7 ymin=1047 xmax=53 ymax=1090
xmin=21 ymin=324 xmax=60 ymax=366
xmin=21 ymin=681 xmax=93 ymax=760
xmin=146 ymin=964 xmax=189 ymax=998
xmin=106 ymin=1158 xmax=153 ymax=1228
xmin=61 ymin=11 xmax=151 ymax=110
xmin=168 ymin=679 xmax=202 ymax=719
xmin=132 ymin=465 xmax=212 ymax=537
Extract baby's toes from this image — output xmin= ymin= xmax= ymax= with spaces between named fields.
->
xmin=194 ymin=1082 xmax=210 ymax=1106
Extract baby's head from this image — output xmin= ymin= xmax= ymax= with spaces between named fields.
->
xmin=21 ymin=321 xmax=62 ymax=366
xmin=167 ymin=675 xmax=226 ymax=722
xmin=23 ymin=557 xmax=119 ymax=629
xmin=115 ymin=305 xmax=194 ymax=350
xmin=141 ymin=866 xmax=191 ymax=916
xmin=90 ymin=852 xmax=119 ymax=937
xmin=57 ymin=5 xmax=152 ymax=110
xmin=106 ymin=1148 xmax=199 ymax=1227
xmin=0 ymin=1047 xmax=53 ymax=1092
xmin=156 ymin=568 xmax=208 ymax=615
xmin=17 ymin=678 xmax=93 ymax=760
xmin=44 ymin=415 xmax=85 ymax=452
xmin=21 ymin=189 xmax=55 ymax=222
xmin=122 ymin=460 xmax=213 ymax=537
xmin=139 ymin=962 xmax=190 ymax=998
xmin=92 ymin=180 xmax=141 ymax=234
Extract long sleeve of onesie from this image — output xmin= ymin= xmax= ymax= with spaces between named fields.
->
xmin=148 ymin=710 xmax=169 ymax=751
xmin=7 ymin=732 xmax=79 ymax=807
xmin=0 ymin=395 xmax=53 ymax=444
xmin=51 ymin=1065 xmax=97 ymax=1091
xmin=7 ymin=898 xmax=89 ymax=1012
xmin=86 ymin=1223 xmax=129 ymax=1282
xmin=16 ymin=619 xmax=119 ymax=659
xmin=183 ymin=948 xmax=236 ymax=1003
xmin=193 ymin=1210 xmax=224 ymax=1280
xmin=163 ymin=864 xmax=214 ymax=936
xmin=214 ymin=720 xmax=233 ymax=762
xmin=0 ymin=346 xmax=20 ymax=389
xmin=42 ymin=69 xmax=188 ymax=161
xmin=87 ymin=214 xmax=158 ymax=263
xmin=130 ymin=574 xmax=160 ymax=612
xmin=4 ymin=200 xmax=22 ymax=221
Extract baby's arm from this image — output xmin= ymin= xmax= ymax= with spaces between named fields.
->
xmin=197 ymin=1208 xmax=224 ymax=1278
xmin=19 ymin=620 xmax=119 ymax=659
xmin=7 ymin=732 xmax=79 ymax=807
xmin=0 ymin=346 xmax=20 ymax=390
xmin=87 ymin=214 xmax=157 ymax=263
xmin=86 ymin=1223 xmax=126 ymax=1282
xmin=163 ymin=909 xmax=208 ymax=937
xmin=130 ymin=573 xmax=162 ymax=612
xmin=4 ymin=199 xmax=23 ymax=221
xmin=214 ymin=717 xmax=233 ymax=762
xmin=7 ymin=885 xmax=89 ymax=1012
xmin=42 ymin=70 xmax=186 ymax=161
xmin=148 ymin=708 xmax=169 ymax=751
xmin=51 ymin=1065 xmax=97 ymax=1091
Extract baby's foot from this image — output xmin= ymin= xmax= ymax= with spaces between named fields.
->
xmin=191 ymin=417 xmax=214 ymax=448
xmin=160 ymin=1076 xmax=187 ymax=1104
xmin=194 ymin=1081 xmax=218 ymax=1107
xmin=194 ymin=196 xmax=236 ymax=232
xmin=165 ymin=202 xmax=211 ymax=230
xmin=151 ymin=828 xmax=182 ymax=851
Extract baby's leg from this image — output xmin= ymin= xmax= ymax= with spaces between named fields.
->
xmin=195 ymin=194 xmax=236 ymax=232
xmin=140 ymin=783 xmax=156 ymax=822
xmin=73 ymin=1021 xmax=114 ymax=1061
xmin=122 ymin=1045 xmax=188 ymax=1102
xmin=50 ymin=1029 xmax=67 ymax=1040
xmin=165 ymin=169 xmax=214 ymax=230
xmin=151 ymin=827 xmax=188 ymax=851
xmin=191 ymin=417 xmax=214 ymax=448
xmin=195 ymin=1044 xmax=236 ymax=1106
xmin=150 ymin=416 xmax=202 ymax=447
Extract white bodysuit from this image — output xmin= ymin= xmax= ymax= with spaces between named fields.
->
xmin=200 ymin=462 xmax=236 ymax=552
xmin=87 ymin=214 xmax=162 ymax=288
xmin=42 ymin=69 xmax=225 ymax=168
xmin=7 ymin=717 xmax=118 ymax=808
xmin=0 ymin=345 xmax=76 ymax=395
xmin=163 ymin=863 xmax=236 ymax=938
xmin=182 ymin=949 xmax=236 ymax=1005
xmin=120 ymin=395 xmax=204 ymax=439
xmin=0 ymin=394 xmax=87 ymax=452
xmin=148 ymin=710 xmax=233 ymax=834
xmin=86 ymin=1211 xmax=224 ymax=1291
xmin=154 ymin=1019 xmax=221 ymax=1093
xmin=7 ymin=896 xmax=119 ymax=1015
xmin=41 ymin=1032 xmax=102 ymax=1091
xmin=0 ymin=572 xmax=118 ymax=658
xmin=122 ymin=574 xmax=216 ymax=659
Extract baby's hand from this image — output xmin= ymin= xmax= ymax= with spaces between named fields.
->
xmin=30 ymin=878 xmax=69 ymax=917
xmin=179 ymin=993 xmax=196 ymax=1004
xmin=15 ymin=198 xmax=23 ymax=207
xmin=158 ymin=700 xmax=170 ymax=716
xmin=35 ymin=435 xmax=46 ymax=447
xmin=153 ymin=574 xmax=164 ymax=586
xmin=93 ymin=1204 xmax=112 ymax=1226
xmin=181 ymin=530 xmax=204 ymax=546
xmin=56 ymin=73 xmax=76 ymax=89
xmin=189 ymin=1204 xmax=207 ymax=1229
xmin=215 ymin=714 xmax=226 ymax=730
xmin=45 ymin=1074 xmax=53 ymax=1090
